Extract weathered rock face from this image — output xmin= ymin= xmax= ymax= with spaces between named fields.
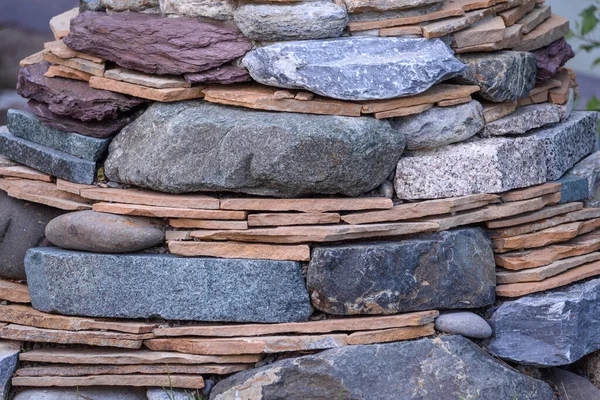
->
xmin=17 ymin=62 xmax=144 ymax=122
xmin=581 ymin=350 xmax=600 ymax=388
xmin=184 ymin=65 xmax=250 ymax=85
xmin=391 ymin=100 xmax=484 ymax=150
xmin=307 ymin=228 xmax=496 ymax=315
xmin=488 ymin=278 xmax=600 ymax=366
xmin=533 ymin=38 xmax=575 ymax=82
xmin=45 ymin=211 xmax=165 ymax=253
xmin=455 ymin=51 xmax=537 ymax=102
xmin=25 ymin=100 xmax=141 ymax=139
xmin=0 ymin=191 xmax=65 ymax=280
xmin=211 ymin=336 xmax=555 ymax=400
xmin=234 ymin=2 xmax=348 ymax=42
xmin=547 ymin=368 xmax=600 ymax=400
xmin=64 ymin=11 xmax=252 ymax=75
xmin=80 ymin=0 xmax=105 ymax=11
xmin=105 ymin=101 xmax=404 ymax=197
xmin=343 ymin=0 xmax=441 ymax=13
xmin=481 ymin=103 xmax=562 ymax=137
xmin=100 ymin=0 xmax=159 ymax=11
xmin=565 ymin=150 xmax=600 ymax=207
xmin=0 ymin=341 xmax=21 ymax=399
xmin=14 ymin=387 xmax=147 ymax=400
xmin=242 ymin=37 xmax=465 ymax=101
xmin=434 ymin=311 xmax=493 ymax=339
xmin=159 ymin=0 xmax=235 ymax=20
xmin=25 ymin=248 xmax=312 ymax=323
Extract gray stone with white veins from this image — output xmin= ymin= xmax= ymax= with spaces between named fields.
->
xmin=234 ymin=2 xmax=348 ymax=42
xmin=242 ymin=37 xmax=465 ymax=101
xmin=159 ymin=0 xmax=235 ymax=20
xmin=434 ymin=311 xmax=492 ymax=339
xmin=392 ymin=100 xmax=484 ymax=150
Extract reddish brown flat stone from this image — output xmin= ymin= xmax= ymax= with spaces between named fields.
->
xmin=515 ymin=13 xmax=570 ymax=51
xmin=374 ymin=104 xmax=434 ymax=119
xmin=16 ymin=364 xmax=249 ymax=377
xmin=347 ymin=3 xmax=465 ymax=31
xmin=0 ymin=166 xmax=52 ymax=182
xmin=12 ymin=374 xmax=204 ymax=389
xmin=168 ymin=241 xmax=311 ymax=261
xmin=0 ymin=280 xmax=31 ymax=303
xmin=154 ymin=311 xmax=439 ymax=337
xmin=45 ymin=65 xmax=92 ymax=82
xmin=486 ymin=202 xmax=583 ymax=228
xmin=347 ymin=324 xmax=434 ymax=345
xmin=247 ymin=212 xmax=341 ymax=227
xmin=498 ymin=0 xmax=535 ymax=26
xmin=501 ymin=182 xmax=561 ymax=202
xmin=56 ymin=179 xmax=95 ymax=195
xmin=92 ymin=203 xmax=245 ymax=220
xmin=220 ymin=197 xmax=393 ymax=212
xmin=437 ymin=96 xmax=472 ymax=106
xmin=378 ymin=25 xmax=423 ymax=36
xmin=1 ymin=179 xmax=92 ymax=211
xmin=169 ymin=219 xmax=248 ymax=230
xmin=89 ymin=77 xmax=204 ymax=102
xmin=79 ymin=187 xmax=219 ymax=209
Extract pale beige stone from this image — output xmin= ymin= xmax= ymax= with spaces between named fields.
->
xmin=12 ymin=375 xmax=204 ymax=389
xmin=44 ymin=40 xmax=104 ymax=63
xmin=347 ymin=324 xmax=434 ymax=345
xmin=343 ymin=0 xmax=442 ymax=13
xmin=168 ymin=241 xmax=311 ymax=261
xmin=379 ymin=25 xmax=423 ymax=36
xmin=453 ymin=16 xmax=506 ymax=48
xmin=45 ymin=65 xmax=93 ymax=82
xmin=165 ymin=231 xmax=192 ymax=241
xmin=89 ymin=77 xmax=204 ymax=102
xmin=1 ymin=179 xmax=92 ymax=211
xmin=500 ymin=182 xmax=561 ymax=202
xmin=496 ymin=252 xmax=600 ymax=283
xmin=247 ymin=212 xmax=341 ymax=227
xmin=220 ymin=197 xmax=393 ymax=212
xmin=0 ymin=166 xmax=52 ymax=182
xmin=49 ymin=8 xmax=78 ymax=40
xmin=518 ymin=4 xmax=551 ymax=34
xmin=374 ymin=103 xmax=434 ymax=119
xmin=104 ymin=68 xmax=191 ymax=89
xmin=16 ymin=363 xmax=249 ymax=377
xmin=20 ymin=51 xmax=44 ymax=68
xmin=169 ymin=219 xmax=248 ymax=229
xmin=0 ymin=280 xmax=30 ymax=303
xmin=79 ymin=187 xmax=219 ymax=209
xmin=92 ymin=202 xmax=246 ymax=220
xmin=481 ymin=100 xmax=518 ymax=123
xmin=42 ymin=51 xmax=105 ymax=77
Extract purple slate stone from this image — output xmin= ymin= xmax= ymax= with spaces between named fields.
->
xmin=533 ymin=38 xmax=575 ymax=82
xmin=17 ymin=61 xmax=144 ymax=122
xmin=64 ymin=11 xmax=253 ymax=76
xmin=184 ymin=65 xmax=251 ymax=85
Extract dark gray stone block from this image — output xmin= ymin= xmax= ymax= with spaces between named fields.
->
xmin=7 ymin=109 xmax=111 ymax=161
xmin=0 ymin=127 xmax=96 ymax=184
xmin=0 ymin=341 xmax=21 ymax=399
xmin=488 ymin=278 xmax=600 ymax=366
xmin=210 ymin=336 xmax=555 ymax=400
xmin=307 ymin=228 xmax=496 ymax=315
xmin=25 ymin=248 xmax=312 ymax=323
xmin=555 ymin=176 xmax=589 ymax=204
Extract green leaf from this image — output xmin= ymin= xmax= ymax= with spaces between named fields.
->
xmin=586 ymin=96 xmax=600 ymax=111
xmin=580 ymin=43 xmax=598 ymax=52
xmin=580 ymin=5 xmax=599 ymax=35
xmin=593 ymin=57 xmax=600 ymax=67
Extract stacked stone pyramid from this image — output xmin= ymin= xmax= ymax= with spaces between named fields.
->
xmin=0 ymin=0 xmax=599 ymax=399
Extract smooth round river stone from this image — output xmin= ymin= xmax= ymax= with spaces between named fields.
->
xmin=45 ymin=211 xmax=165 ymax=253
xmin=434 ymin=311 xmax=493 ymax=339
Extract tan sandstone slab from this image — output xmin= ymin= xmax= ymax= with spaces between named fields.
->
xmin=12 ymin=375 xmax=204 ymax=389
xmin=500 ymin=182 xmax=561 ymax=202
xmin=486 ymin=202 xmax=583 ymax=229
xmin=0 ymin=325 xmax=151 ymax=349
xmin=374 ymin=104 xmax=434 ymax=119
xmin=42 ymin=51 xmax=105 ymax=77
xmin=105 ymin=68 xmax=191 ymax=89
xmin=379 ymin=25 xmax=423 ymax=36
xmin=347 ymin=324 xmax=435 ymax=345
xmin=220 ymin=197 xmax=393 ymax=213
xmin=495 ymin=230 xmax=600 ymax=270
xmin=0 ymin=166 xmax=52 ymax=182
xmin=154 ymin=311 xmax=439 ymax=337
xmin=16 ymin=364 xmax=250 ymax=377
xmin=493 ymin=217 xmax=600 ymax=252
xmin=453 ymin=21 xmax=522 ymax=53
xmin=203 ymin=85 xmax=362 ymax=117
xmin=44 ymin=40 xmax=104 ymax=63
xmin=0 ymin=280 xmax=31 ymax=303
xmin=515 ymin=13 xmax=569 ymax=51
xmin=496 ymin=260 xmax=600 ymax=297
xmin=496 ymin=252 xmax=600 ymax=284
xmin=89 ymin=77 xmax=204 ymax=102
xmin=0 ymin=305 xmax=157 ymax=334
xmin=549 ymin=68 xmax=572 ymax=105
xmin=145 ymin=334 xmax=349 ymax=355
xmin=498 ymin=0 xmax=535 ymax=26
xmin=168 ymin=241 xmax=311 ymax=262
xmin=20 ymin=51 xmax=44 ymax=68
xmin=346 ymin=7 xmax=465 ymax=31
xmin=453 ymin=16 xmax=506 ymax=48
xmin=45 ymin=65 xmax=93 ymax=82
xmin=1 ymin=179 xmax=92 ymax=211
xmin=247 ymin=212 xmax=341 ymax=227
xmin=422 ymin=6 xmax=497 ymax=38
xmin=518 ymin=4 xmax=551 ymax=33
xmin=341 ymin=193 xmax=498 ymax=225
xmin=49 ymin=8 xmax=78 ymax=40
xmin=56 ymin=179 xmax=96 ymax=195
xmin=19 ymin=348 xmax=261 ymax=365
xmin=92 ymin=203 xmax=246 ymax=220
xmin=481 ymin=100 xmax=518 ymax=123
xmin=169 ymin=219 xmax=248 ymax=230
xmin=437 ymin=96 xmax=472 ymax=106
xmin=190 ymin=221 xmax=440 ymax=244
xmin=79 ymin=187 xmax=219 ymax=210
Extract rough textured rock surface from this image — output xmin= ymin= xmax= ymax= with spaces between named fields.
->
xmin=488 ymin=278 xmax=600 ymax=366
xmin=211 ymin=336 xmax=555 ymax=400
xmin=159 ymin=0 xmax=235 ymax=20
xmin=100 ymin=0 xmax=159 ymax=11
xmin=0 ymin=191 xmax=64 ymax=280
xmin=234 ymin=2 xmax=348 ymax=41
xmin=391 ymin=100 xmax=484 ymax=150
xmin=395 ymin=136 xmax=546 ymax=199
xmin=565 ymin=150 xmax=600 ymax=207
xmin=343 ymin=0 xmax=441 ymax=13
xmin=557 ymin=176 xmax=590 ymax=204
xmin=14 ymin=387 xmax=146 ymax=400
xmin=434 ymin=311 xmax=493 ymax=339
xmin=481 ymin=103 xmax=562 ymax=137
xmin=455 ymin=51 xmax=537 ymax=102
xmin=81 ymin=0 xmax=106 ymax=11
xmin=533 ymin=38 xmax=575 ymax=82
xmin=25 ymin=100 xmax=142 ymax=139
xmin=25 ymin=248 xmax=312 ymax=323
xmin=7 ymin=109 xmax=111 ymax=161
xmin=547 ymin=368 xmax=600 ymax=400
xmin=307 ymin=228 xmax=495 ymax=315
xmin=45 ymin=211 xmax=165 ymax=253
xmin=0 ymin=341 xmax=21 ymax=399
xmin=242 ymin=37 xmax=465 ymax=101
xmin=64 ymin=11 xmax=252 ymax=75
xmin=184 ymin=65 xmax=250 ymax=85
xmin=105 ymin=101 xmax=404 ymax=197
xmin=147 ymin=388 xmax=199 ymax=400
xmin=581 ymin=350 xmax=600 ymax=388
xmin=17 ymin=62 xmax=144 ymax=122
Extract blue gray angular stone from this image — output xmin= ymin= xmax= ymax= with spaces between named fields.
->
xmin=307 ymin=228 xmax=495 ymax=315
xmin=234 ymin=2 xmax=348 ymax=42
xmin=0 ymin=341 xmax=21 ymax=399
xmin=434 ymin=311 xmax=492 ymax=339
xmin=45 ymin=211 xmax=165 ymax=253
xmin=242 ymin=37 xmax=465 ymax=101
xmin=7 ymin=109 xmax=110 ymax=162
xmin=210 ymin=336 xmax=555 ymax=400
xmin=14 ymin=387 xmax=146 ymax=400
xmin=391 ymin=100 xmax=484 ymax=150
xmin=556 ymin=176 xmax=589 ymax=204
xmin=454 ymin=51 xmax=537 ymax=102
xmin=547 ymin=369 xmax=600 ymax=400
xmin=564 ymin=150 xmax=600 ymax=207
xmin=488 ymin=278 xmax=600 ymax=366
xmin=25 ymin=248 xmax=312 ymax=323
xmin=105 ymin=101 xmax=404 ymax=197
xmin=0 ymin=127 xmax=96 ymax=184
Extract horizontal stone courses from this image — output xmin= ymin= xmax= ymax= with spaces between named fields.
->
xmin=0 ymin=179 xmax=92 ymax=211
xmin=89 ymin=76 xmax=205 ymax=103
xmin=247 ymin=213 xmax=341 ymax=227
xmin=92 ymin=203 xmax=246 ymax=220
xmin=486 ymin=202 xmax=584 ymax=229
xmin=0 ymin=280 xmax=31 ymax=303
xmin=168 ymin=241 xmax=311 ymax=261
xmin=0 ymin=166 xmax=52 ymax=182
xmin=78 ymin=187 xmax=220 ymax=209
xmin=500 ymin=182 xmax=561 ymax=202
xmin=220 ymin=197 xmax=392 ymax=212
xmin=12 ymin=374 xmax=205 ymax=389
xmin=16 ymin=363 xmax=250 ymax=377
xmin=169 ymin=219 xmax=249 ymax=230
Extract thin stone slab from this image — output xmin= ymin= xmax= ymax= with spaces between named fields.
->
xmin=488 ymin=277 xmax=600 ymax=366
xmin=12 ymin=375 xmax=204 ymax=389
xmin=0 ymin=179 xmax=93 ymax=212
xmin=0 ymin=280 xmax=30 ymax=303
xmin=92 ymin=203 xmax=245 ymax=220
xmin=515 ymin=13 xmax=570 ymax=51
xmin=481 ymin=100 xmax=518 ymax=123
xmin=45 ymin=65 xmax=92 ymax=82
xmin=518 ymin=4 xmax=551 ymax=34
xmin=0 ymin=129 xmax=96 ymax=185
xmin=168 ymin=241 xmax=311 ymax=262
xmin=49 ymin=8 xmax=78 ymax=40
xmin=453 ymin=16 xmax=505 ymax=48
xmin=500 ymin=182 xmax=561 ymax=202
xmin=242 ymin=37 xmax=465 ymax=101
xmin=41 ymin=51 xmax=105 ymax=78
xmin=481 ymin=103 xmax=562 ymax=137
xmin=25 ymin=248 xmax=312 ymax=323
xmin=7 ymin=110 xmax=110 ymax=162
xmin=16 ymin=364 xmax=248 ymax=377
xmin=104 ymin=68 xmax=190 ymax=89
xmin=169 ymin=219 xmax=248 ymax=230
xmin=0 ymin=340 xmax=21 ymax=399
xmin=345 ymin=324 xmax=434 ymax=345
xmin=247 ymin=213 xmax=341 ymax=227
xmin=0 ymin=166 xmax=52 ymax=182
xmin=343 ymin=0 xmax=441 ymax=13
xmin=486 ymin=202 xmax=583 ymax=229
xmin=498 ymin=0 xmax=535 ymax=26
xmin=64 ymin=11 xmax=252 ymax=75
xmin=78 ymin=187 xmax=219 ymax=209
xmin=19 ymin=348 xmax=260 ymax=365
xmin=89 ymin=77 xmax=204 ymax=103
xmin=220 ymin=197 xmax=392 ymax=212
xmin=44 ymin=40 xmax=104 ymax=63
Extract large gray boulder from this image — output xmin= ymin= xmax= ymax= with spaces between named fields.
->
xmin=210 ymin=336 xmax=555 ymax=400
xmin=488 ymin=278 xmax=600 ymax=367
xmin=307 ymin=228 xmax=496 ymax=315
xmin=105 ymin=101 xmax=404 ymax=197
xmin=25 ymin=248 xmax=312 ymax=323
xmin=242 ymin=37 xmax=465 ymax=101
xmin=234 ymin=2 xmax=348 ymax=41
